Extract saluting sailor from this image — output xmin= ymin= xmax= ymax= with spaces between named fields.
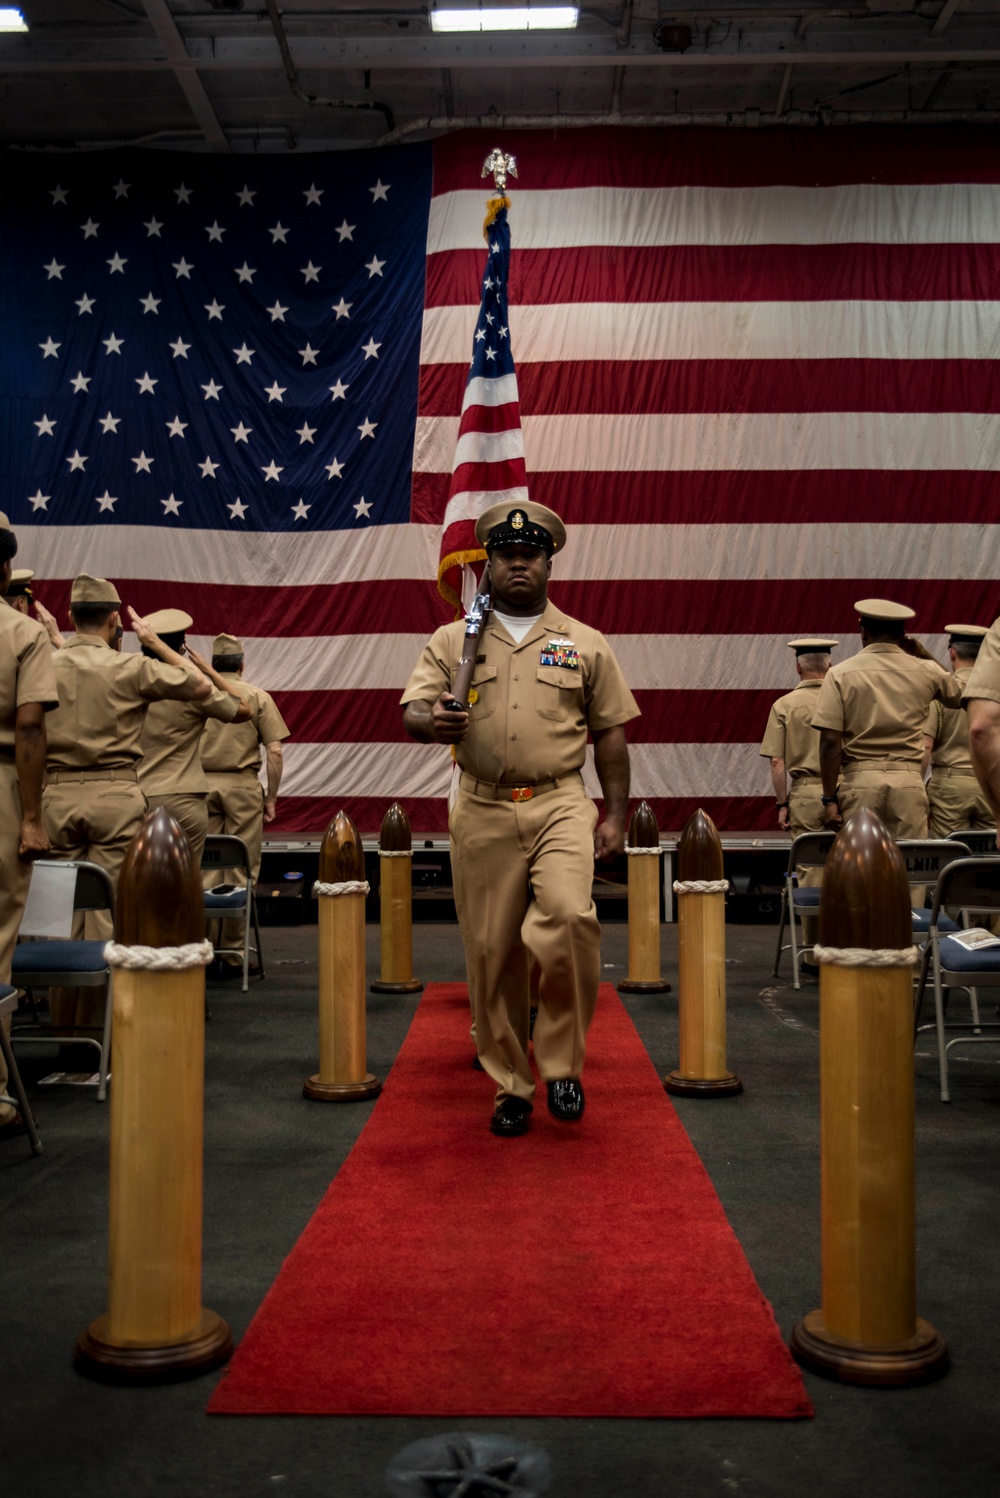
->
xmin=812 ymin=598 xmax=962 ymax=837
xmin=401 ymin=501 xmax=639 ymax=1137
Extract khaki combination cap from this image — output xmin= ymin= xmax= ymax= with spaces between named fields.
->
xmin=71 ymin=573 xmax=122 ymax=607
xmin=145 ymin=607 xmax=193 ymax=634
xmin=854 ymin=598 xmax=916 ymax=622
xmin=212 ymin=632 xmax=243 ymax=655
xmin=475 ymin=500 xmax=566 ymax=557
xmin=11 ymin=568 xmax=33 ymax=585
xmin=944 ymin=623 xmax=989 ymax=640
xmin=787 ymin=637 xmax=839 ymax=654
xmin=0 ymin=511 xmax=10 ymax=532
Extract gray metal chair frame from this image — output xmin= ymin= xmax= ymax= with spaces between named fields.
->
xmin=896 ymin=838 xmax=971 ymax=922
xmin=913 ymin=857 xmax=1000 ymax=1102
xmin=201 ymin=834 xmax=265 ymax=993
xmin=946 ymin=828 xmax=1000 ymax=857
xmin=10 ymin=860 xmax=115 ymax=1102
xmin=772 ymin=831 xmax=836 ymax=990
xmin=0 ymin=987 xmax=42 ymax=1155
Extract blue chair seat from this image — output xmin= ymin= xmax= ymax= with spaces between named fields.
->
xmin=912 ymin=910 xmax=960 ymax=934
xmin=792 ymin=888 xmax=822 ymax=907
xmin=938 ymin=936 xmax=1000 ymax=974
xmin=12 ymin=940 xmax=109 ymax=974
xmin=204 ymin=890 xmax=249 ymax=911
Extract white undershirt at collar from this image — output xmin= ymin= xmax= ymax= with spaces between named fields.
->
xmin=492 ymin=608 xmax=543 ymax=645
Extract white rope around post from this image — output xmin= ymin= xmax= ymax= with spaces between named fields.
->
xmin=378 ymin=849 xmax=413 ymax=859
xmin=104 ymin=939 xmax=214 ymax=972
xmin=313 ymin=880 xmax=371 ymax=897
xmin=812 ymin=944 xmax=919 ymax=968
xmin=673 ymin=880 xmax=730 ymax=894
xmin=625 ymin=844 xmax=663 ymax=856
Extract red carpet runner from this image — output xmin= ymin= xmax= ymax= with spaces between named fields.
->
xmin=208 ymin=984 xmax=812 ymax=1417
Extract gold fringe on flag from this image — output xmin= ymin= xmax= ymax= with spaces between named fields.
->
xmin=483 ymin=195 xmax=511 ymax=240
xmin=438 ymin=545 xmax=488 ymax=615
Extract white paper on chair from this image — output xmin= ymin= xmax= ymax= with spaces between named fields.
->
xmin=948 ymin=927 xmax=1000 ymax=951
xmin=19 ymin=862 xmax=77 ymax=938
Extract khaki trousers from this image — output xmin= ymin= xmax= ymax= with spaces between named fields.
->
xmin=450 ymin=779 xmax=600 ymax=1107
xmin=0 ymin=763 xmax=31 ymax=1124
xmin=789 ymin=777 xmax=825 ymax=947
xmin=205 ymin=773 xmax=264 ymax=966
xmin=927 ymin=771 xmax=994 ymax=840
xmin=42 ymin=776 xmax=147 ymax=1032
xmin=839 ymin=764 xmax=929 ymax=840
xmin=144 ymin=791 xmax=209 ymax=866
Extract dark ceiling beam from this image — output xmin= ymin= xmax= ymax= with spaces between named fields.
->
xmin=139 ymin=0 xmax=230 ymax=150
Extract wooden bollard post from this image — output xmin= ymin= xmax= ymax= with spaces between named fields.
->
xmin=664 ymin=808 xmax=742 ymax=1097
xmin=618 ymin=801 xmax=670 ymax=994
xmin=371 ymin=803 xmax=424 ymax=995
xmin=304 ymin=810 xmax=382 ymax=1102
xmin=75 ymin=807 xmax=232 ymax=1383
xmin=791 ymin=807 xmax=949 ymax=1386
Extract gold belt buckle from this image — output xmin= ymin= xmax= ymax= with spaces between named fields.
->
xmin=511 ymin=786 xmax=534 ymax=802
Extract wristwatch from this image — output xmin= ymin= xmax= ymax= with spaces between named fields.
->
xmin=821 ymin=795 xmax=840 ymax=806
xmin=776 ymin=801 xmax=789 ymax=810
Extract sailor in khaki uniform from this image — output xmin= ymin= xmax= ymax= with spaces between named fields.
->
xmin=137 ymin=609 xmax=249 ymax=865
xmin=813 ymin=598 xmax=963 ymax=837
xmin=759 ymin=638 xmax=839 ymax=951
xmin=922 ymin=625 xmax=993 ymax=838
xmin=4 ymin=568 xmax=34 ymax=616
xmin=0 ymin=515 xmax=57 ymax=1131
xmin=962 ymin=615 xmax=1000 ymax=845
xmin=402 ymin=501 xmax=638 ymax=1137
xmin=42 ymin=578 xmax=214 ymax=1030
xmin=200 ymin=631 xmax=290 ymax=973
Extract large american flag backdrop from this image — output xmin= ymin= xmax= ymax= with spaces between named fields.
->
xmin=4 ymin=126 xmax=1000 ymax=838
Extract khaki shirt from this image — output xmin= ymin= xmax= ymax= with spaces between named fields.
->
xmin=401 ymin=601 xmax=639 ymax=785
xmin=962 ymin=616 xmax=1000 ymax=708
xmin=139 ymin=685 xmax=239 ymax=795
xmin=812 ymin=642 xmax=963 ymax=763
xmin=45 ymin=635 xmax=201 ymax=772
xmin=925 ymin=664 xmax=975 ymax=772
xmin=0 ymin=606 xmax=58 ymax=749
xmin=201 ymin=674 xmax=290 ymax=775
xmin=759 ymin=679 xmax=824 ymax=776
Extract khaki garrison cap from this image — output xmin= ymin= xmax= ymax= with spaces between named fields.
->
xmin=145 ymin=607 xmax=193 ymax=634
xmin=475 ymin=500 xmax=567 ymax=557
xmin=854 ymin=598 xmax=916 ymax=622
xmin=71 ymin=573 xmax=122 ymax=606
xmin=787 ymin=637 xmax=840 ymax=654
xmin=945 ymin=624 xmax=989 ymax=641
xmin=213 ymin=632 xmax=243 ymax=655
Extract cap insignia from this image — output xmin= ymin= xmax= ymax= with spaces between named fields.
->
xmin=511 ymin=510 xmax=525 ymax=529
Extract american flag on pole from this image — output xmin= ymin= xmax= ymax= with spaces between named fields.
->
xmin=5 ymin=126 xmax=1000 ymax=837
xmin=436 ymin=165 xmax=526 ymax=614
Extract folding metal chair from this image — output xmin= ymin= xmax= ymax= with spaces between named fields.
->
xmin=895 ymin=839 xmax=970 ymax=940
xmin=913 ymin=857 xmax=1000 ymax=1102
xmin=947 ymin=829 xmax=1000 ymax=857
xmin=11 ymin=860 xmax=115 ymax=1101
xmin=201 ymin=834 xmax=265 ymax=993
xmin=773 ymin=831 xmax=836 ymax=990
xmin=0 ymin=985 xmax=42 ymax=1155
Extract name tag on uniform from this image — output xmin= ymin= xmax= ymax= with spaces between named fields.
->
xmin=540 ymin=637 xmax=580 ymax=670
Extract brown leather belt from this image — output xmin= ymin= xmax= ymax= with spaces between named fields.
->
xmin=459 ymin=772 xmax=578 ymax=802
xmin=47 ymin=767 xmax=139 ymax=783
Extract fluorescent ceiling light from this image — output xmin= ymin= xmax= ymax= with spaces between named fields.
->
xmin=430 ymin=7 xmax=579 ymax=32
xmin=0 ymin=7 xmax=28 ymax=29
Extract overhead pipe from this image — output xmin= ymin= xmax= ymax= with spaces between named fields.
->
xmin=263 ymin=0 xmax=395 ymax=132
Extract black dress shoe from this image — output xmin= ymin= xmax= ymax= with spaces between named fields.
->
xmin=489 ymin=1097 xmax=532 ymax=1137
xmin=547 ymin=1078 xmax=585 ymax=1121
xmin=471 ymin=1053 xmax=485 ymax=1071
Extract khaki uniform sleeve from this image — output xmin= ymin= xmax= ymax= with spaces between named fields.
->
xmin=923 ymin=701 xmax=941 ymax=743
xmin=400 ymin=626 xmax=454 ymax=705
xmin=137 ymin=657 xmax=202 ymax=703
xmin=16 ymin=621 xmax=59 ymax=711
xmin=809 ymin=672 xmax=844 ymax=734
xmin=759 ymin=702 xmax=785 ymax=759
xmin=200 ymin=683 xmax=241 ymax=723
xmin=933 ymin=666 xmax=964 ymax=708
xmin=257 ymin=689 xmax=290 ymax=745
xmin=962 ymin=621 xmax=1000 ymax=707
xmin=584 ymin=632 xmax=640 ymax=732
